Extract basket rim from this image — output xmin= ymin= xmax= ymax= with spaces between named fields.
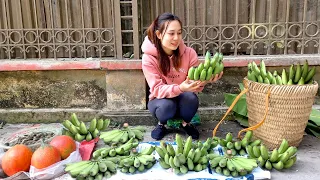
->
xmin=243 ymin=77 xmax=318 ymax=87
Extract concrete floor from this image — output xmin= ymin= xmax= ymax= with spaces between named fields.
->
xmin=0 ymin=121 xmax=319 ymax=180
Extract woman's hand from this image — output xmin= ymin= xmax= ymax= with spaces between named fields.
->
xmin=179 ymin=77 xmax=205 ymax=92
xmin=193 ymin=71 xmax=223 ymax=91
xmin=180 ymin=71 xmax=223 ymax=92
xmin=209 ymin=71 xmax=223 ymax=83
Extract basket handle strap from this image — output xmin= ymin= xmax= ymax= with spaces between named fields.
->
xmin=212 ymin=88 xmax=249 ymax=137
xmin=237 ymin=87 xmax=271 ymax=139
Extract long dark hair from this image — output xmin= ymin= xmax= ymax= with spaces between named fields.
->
xmin=146 ymin=12 xmax=182 ymax=76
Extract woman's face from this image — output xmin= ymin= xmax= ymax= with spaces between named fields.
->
xmin=157 ymin=20 xmax=182 ymax=55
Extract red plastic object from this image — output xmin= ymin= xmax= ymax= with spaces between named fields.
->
xmin=79 ymin=137 xmax=99 ymax=160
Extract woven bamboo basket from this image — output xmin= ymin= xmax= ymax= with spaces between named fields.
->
xmin=244 ymin=78 xmax=318 ymax=149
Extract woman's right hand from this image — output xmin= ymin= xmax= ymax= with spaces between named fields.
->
xmin=179 ymin=77 xmax=205 ymax=92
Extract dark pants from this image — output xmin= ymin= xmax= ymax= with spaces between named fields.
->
xmin=147 ymin=92 xmax=199 ymax=125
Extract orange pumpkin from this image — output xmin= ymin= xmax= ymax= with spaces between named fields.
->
xmin=49 ymin=135 xmax=76 ymax=159
xmin=31 ymin=144 xmax=61 ymax=169
xmin=2 ymin=144 xmax=33 ymax=176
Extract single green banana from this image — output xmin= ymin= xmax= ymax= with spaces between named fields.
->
xmin=246 ymin=145 xmax=256 ymax=158
xmin=278 ymin=139 xmax=289 ymax=154
xmin=183 ymin=136 xmax=193 ymax=157
xmin=102 ymin=119 xmax=110 ymax=130
xmin=301 ymin=60 xmax=309 ymax=79
xmin=193 ymin=148 xmax=202 ymax=163
xmin=294 ymin=63 xmax=302 ymax=83
xmin=96 ymin=119 xmax=104 ymax=130
xmin=65 ymin=160 xmax=91 ymax=172
xmin=225 ymin=132 xmax=233 ymax=142
xmin=188 ymin=67 xmax=195 ymax=80
xmin=155 ymin=146 xmax=165 ymax=158
xmin=234 ymin=141 xmax=242 ymax=151
xmin=281 ymin=69 xmax=288 ymax=85
xmin=260 ymin=144 xmax=269 ymax=160
xmin=158 ymin=158 xmax=170 ymax=169
xmin=260 ymin=60 xmax=267 ymax=78
xmin=187 ymin=157 xmax=194 ymax=170
xmin=265 ymin=160 xmax=273 ymax=170
xmin=252 ymin=61 xmax=261 ymax=75
xmin=226 ymin=159 xmax=235 ymax=171
xmin=283 ymin=158 xmax=295 ymax=169
xmin=289 ymin=64 xmax=295 ymax=80
xmin=244 ymin=130 xmax=253 ymax=141
xmin=88 ymin=118 xmax=97 ymax=133
xmin=257 ymin=156 xmax=266 ymax=167
xmin=250 ymin=139 xmax=261 ymax=146
xmin=272 ymin=161 xmax=284 ymax=171
xmin=276 ymin=75 xmax=283 ymax=85
xmin=305 ymin=66 xmax=316 ymax=83
xmin=269 ymin=149 xmax=279 ymax=162
xmin=257 ymin=75 xmax=264 ymax=83
xmin=264 ymin=77 xmax=270 ymax=84
xmin=79 ymin=121 xmax=88 ymax=135
xmin=241 ymin=137 xmax=249 ymax=148
xmin=70 ymin=113 xmax=81 ymax=127
xmin=89 ymin=162 xmax=99 ymax=176
xmin=206 ymin=66 xmax=214 ymax=80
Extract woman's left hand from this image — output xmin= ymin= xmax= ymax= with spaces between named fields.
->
xmin=194 ymin=71 xmax=223 ymax=91
xmin=209 ymin=71 xmax=223 ymax=83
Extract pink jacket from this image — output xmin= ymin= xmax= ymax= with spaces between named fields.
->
xmin=141 ymin=37 xmax=202 ymax=101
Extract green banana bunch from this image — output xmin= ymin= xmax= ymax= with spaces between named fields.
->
xmin=157 ymin=135 xmax=210 ymax=174
xmin=209 ymin=150 xmax=258 ymax=177
xmin=100 ymin=123 xmax=145 ymax=145
xmin=216 ymin=131 xmax=255 ymax=156
xmin=65 ymin=159 xmax=117 ymax=179
xmin=187 ymin=51 xmax=224 ymax=81
xmin=61 ymin=113 xmax=111 ymax=142
xmin=251 ymin=139 xmax=298 ymax=171
xmin=247 ymin=60 xmax=316 ymax=85
xmin=118 ymin=148 xmax=156 ymax=174
xmin=92 ymin=137 xmax=139 ymax=158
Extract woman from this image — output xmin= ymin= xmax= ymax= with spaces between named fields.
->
xmin=142 ymin=12 xmax=223 ymax=140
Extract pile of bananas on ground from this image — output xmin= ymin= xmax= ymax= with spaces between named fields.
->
xmin=61 ymin=113 xmax=110 ymax=142
xmin=247 ymin=60 xmax=316 ymax=85
xmin=118 ymin=147 xmax=156 ymax=174
xmin=217 ymin=131 xmax=261 ymax=156
xmin=92 ymin=137 xmax=139 ymax=158
xmin=248 ymin=139 xmax=298 ymax=171
xmin=64 ymin=158 xmax=118 ymax=180
xmin=209 ymin=150 xmax=258 ymax=177
xmin=99 ymin=123 xmax=145 ymax=145
xmin=188 ymin=51 xmax=224 ymax=81
xmin=156 ymin=134 xmax=214 ymax=174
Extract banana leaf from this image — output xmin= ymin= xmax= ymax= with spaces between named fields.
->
xmin=238 ymin=83 xmax=245 ymax=91
xmin=234 ymin=112 xmax=248 ymax=127
xmin=306 ymin=121 xmax=320 ymax=138
xmin=224 ymin=93 xmax=247 ymax=117
xmin=309 ymin=109 xmax=320 ymax=126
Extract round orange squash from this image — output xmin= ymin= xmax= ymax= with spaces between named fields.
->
xmin=2 ymin=144 xmax=33 ymax=176
xmin=49 ymin=135 xmax=76 ymax=159
xmin=31 ymin=144 xmax=61 ymax=169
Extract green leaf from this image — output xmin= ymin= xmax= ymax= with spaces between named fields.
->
xmin=234 ymin=113 xmax=249 ymax=127
xmin=305 ymin=126 xmax=320 ymax=138
xmin=224 ymin=93 xmax=248 ymax=117
xmin=309 ymin=109 xmax=320 ymax=126
xmin=238 ymin=83 xmax=246 ymax=97
xmin=238 ymin=83 xmax=244 ymax=91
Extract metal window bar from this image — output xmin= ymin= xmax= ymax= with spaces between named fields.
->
xmin=0 ymin=0 xmax=319 ymax=61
